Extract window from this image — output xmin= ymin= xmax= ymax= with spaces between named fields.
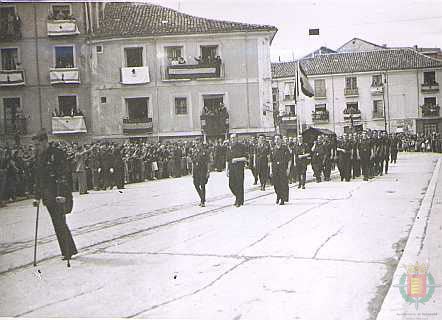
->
xmin=285 ymin=105 xmax=296 ymax=116
xmin=1 ymin=48 xmax=19 ymax=70
xmin=283 ymin=82 xmax=295 ymax=100
xmin=51 ymin=4 xmax=71 ymax=19
xmin=58 ymin=96 xmax=77 ymax=116
xmin=3 ymin=97 xmax=21 ymax=134
xmin=423 ymin=71 xmax=436 ymax=85
xmin=126 ymin=97 xmax=149 ymax=121
xmin=166 ymin=46 xmax=183 ymax=65
xmin=100 ymin=97 xmax=107 ymax=104
xmin=346 ymin=102 xmax=359 ymax=113
xmin=200 ymin=45 xmax=218 ymax=63
xmin=272 ymin=87 xmax=279 ymax=109
xmin=373 ymin=100 xmax=384 ymax=117
xmin=96 ymin=45 xmax=103 ymax=54
xmin=315 ymin=104 xmax=327 ymax=112
xmin=424 ymin=97 xmax=437 ymax=106
xmin=345 ymin=77 xmax=357 ymax=89
xmin=55 ymin=46 xmax=74 ymax=68
xmin=124 ymin=47 xmax=143 ymax=68
xmin=0 ymin=7 xmax=18 ymax=35
xmin=175 ymin=97 xmax=188 ymax=115
xmin=314 ymin=79 xmax=326 ymax=97
xmin=202 ymin=95 xmax=224 ymax=114
xmin=372 ymin=75 xmax=383 ymax=86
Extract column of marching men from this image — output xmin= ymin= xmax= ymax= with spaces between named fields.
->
xmin=3 ymin=129 xmax=441 ymax=265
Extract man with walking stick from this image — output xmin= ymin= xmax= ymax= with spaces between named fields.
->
xmin=32 ymin=129 xmax=77 ymax=267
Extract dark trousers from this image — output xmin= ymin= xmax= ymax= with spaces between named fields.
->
xmin=361 ymin=159 xmax=370 ymax=180
xmin=193 ymin=179 xmax=206 ymax=204
xmin=323 ymin=159 xmax=332 ymax=180
xmin=229 ymin=164 xmax=244 ymax=205
xmin=391 ymin=151 xmax=398 ymax=163
xmin=297 ymin=166 xmax=307 ymax=187
xmin=273 ymin=168 xmax=289 ymax=202
xmin=312 ymin=161 xmax=323 ymax=182
xmin=45 ymin=200 xmax=77 ymax=258
xmin=352 ymin=160 xmax=361 ymax=178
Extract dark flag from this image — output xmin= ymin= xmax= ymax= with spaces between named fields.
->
xmin=309 ymin=28 xmax=320 ymax=36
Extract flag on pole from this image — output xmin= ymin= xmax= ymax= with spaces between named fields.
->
xmin=296 ymin=61 xmax=314 ymax=98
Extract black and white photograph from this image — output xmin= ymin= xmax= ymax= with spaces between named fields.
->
xmin=0 ymin=0 xmax=441 ymax=319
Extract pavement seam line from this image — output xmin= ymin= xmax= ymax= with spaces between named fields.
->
xmin=312 ymin=227 xmax=343 ymax=259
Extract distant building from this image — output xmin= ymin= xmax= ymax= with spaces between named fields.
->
xmin=272 ymin=47 xmax=442 ymax=135
xmin=0 ymin=2 xmax=277 ymax=144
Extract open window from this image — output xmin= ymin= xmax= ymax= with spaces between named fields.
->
xmin=202 ymin=94 xmax=225 ymax=115
xmin=1 ymin=48 xmax=19 ymax=70
xmin=58 ymin=96 xmax=77 ymax=116
xmin=315 ymin=104 xmax=327 ymax=113
xmin=423 ymin=71 xmax=436 ymax=85
xmin=50 ymin=4 xmax=71 ymax=20
xmin=199 ymin=45 xmax=218 ymax=64
xmin=124 ymin=47 xmax=143 ymax=68
xmin=55 ymin=46 xmax=74 ymax=68
xmin=372 ymin=75 xmax=382 ymax=86
xmin=424 ymin=97 xmax=437 ymax=106
xmin=126 ymin=97 xmax=149 ymax=121
xmin=166 ymin=46 xmax=184 ymax=65
xmin=345 ymin=102 xmax=359 ymax=113
xmin=345 ymin=77 xmax=357 ymax=89
xmin=3 ymin=97 xmax=23 ymax=133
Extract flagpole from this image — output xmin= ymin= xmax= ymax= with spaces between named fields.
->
xmin=296 ymin=61 xmax=301 ymax=137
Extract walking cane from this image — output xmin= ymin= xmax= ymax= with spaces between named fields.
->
xmin=32 ymin=199 xmax=40 ymax=267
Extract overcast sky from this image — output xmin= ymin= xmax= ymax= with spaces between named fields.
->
xmin=146 ymin=0 xmax=442 ymax=62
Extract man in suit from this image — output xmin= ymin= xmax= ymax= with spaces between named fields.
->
xmin=226 ymin=134 xmax=248 ymax=207
xmin=191 ymin=138 xmax=210 ymax=207
xmin=33 ymin=129 xmax=77 ymax=261
xmin=293 ymin=136 xmax=310 ymax=189
xmin=255 ymin=134 xmax=271 ymax=191
xmin=271 ymin=135 xmax=292 ymax=205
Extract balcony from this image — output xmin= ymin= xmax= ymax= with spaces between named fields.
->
xmin=49 ymin=68 xmax=80 ymax=85
xmin=421 ymin=82 xmax=439 ymax=93
xmin=4 ymin=117 xmax=26 ymax=135
xmin=312 ymin=110 xmax=329 ymax=123
xmin=0 ymin=69 xmax=25 ymax=87
xmin=0 ymin=15 xmax=22 ymax=41
xmin=201 ymin=110 xmax=229 ymax=136
xmin=165 ymin=61 xmax=223 ymax=80
xmin=120 ymin=67 xmax=150 ymax=85
xmin=420 ymin=104 xmax=440 ymax=117
xmin=52 ymin=116 xmax=87 ymax=134
xmin=344 ymin=88 xmax=359 ymax=97
xmin=343 ymin=108 xmax=361 ymax=121
xmin=122 ymin=117 xmax=153 ymax=134
xmin=47 ymin=19 xmax=79 ymax=37
xmin=370 ymin=85 xmax=384 ymax=95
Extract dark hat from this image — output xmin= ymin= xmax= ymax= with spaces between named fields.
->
xmin=32 ymin=128 xmax=48 ymax=142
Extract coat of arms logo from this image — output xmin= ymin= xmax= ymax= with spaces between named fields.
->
xmin=393 ymin=262 xmax=440 ymax=310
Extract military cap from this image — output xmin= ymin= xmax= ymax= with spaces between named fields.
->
xmin=32 ymin=128 xmax=48 ymax=141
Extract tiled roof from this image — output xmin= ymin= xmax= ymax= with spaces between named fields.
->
xmin=271 ymin=49 xmax=442 ymax=78
xmin=95 ymin=2 xmax=277 ymax=38
xmin=271 ymin=61 xmax=297 ymax=79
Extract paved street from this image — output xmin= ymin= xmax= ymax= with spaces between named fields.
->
xmin=0 ymin=152 xmax=441 ymax=319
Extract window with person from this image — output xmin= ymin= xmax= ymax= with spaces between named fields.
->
xmin=372 ymin=74 xmax=383 ymax=87
xmin=124 ymin=47 xmax=143 ymax=68
xmin=166 ymin=46 xmax=184 ymax=65
xmin=345 ymin=77 xmax=357 ymax=89
xmin=175 ymin=97 xmax=188 ymax=115
xmin=55 ymin=46 xmax=74 ymax=68
xmin=423 ymin=71 xmax=436 ymax=85
xmin=1 ymin=48 xmax=19 ymax=70
xmin=202 ymin=95 xmax=225 ymax=115
xmin=58 ymin=96 xmax=77 ymax=116
xmin=50 ymin=4 xmax=71 ymax=20
xmin=200 ymin=45 xmax=218 ymax=64
xmin=345 ymin=102 xmax=359 ymax=113
xmin=314 ymin=79 xmax=326 ymax=97
xmin=126 ymin=97 xmax=149 ymax=122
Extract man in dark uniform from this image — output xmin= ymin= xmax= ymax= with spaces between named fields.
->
xmin=358 ymin=132 xmax=372 ymax=181
xmin=311 ymin=136 xmax=324 ymax=183
xmin=293 ymin=136 xmax=310 ymax=189
xmin=271 ymin=135 xmax=291 ymax=205
xmin=33 ymin=129 xmax=77 ymax=261
xmin=191 ymin=139 xmax=210 ymax=207
xmin=226 ymin=134 xmax=248 ymax=207
xmin=248 ymin=138 xmax=259 ymax=185
xmin=255 ymin=134 xmax=271 ymax=191
xmin=390 ymin=134 xmax=399 ymax=164
xmin=322 ymin=136 xmax=333 ymax=181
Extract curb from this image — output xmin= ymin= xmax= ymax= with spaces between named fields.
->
xmin=376 ymin=157 xmax=441 ymax=319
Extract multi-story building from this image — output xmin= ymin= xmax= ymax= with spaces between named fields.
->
xmin=272 ymin=45 xmax=442 ymax=136
xmin=0 ymin=2 xmax=277 ymax=144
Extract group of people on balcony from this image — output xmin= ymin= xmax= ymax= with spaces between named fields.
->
xmin=201 ymin=103 xmax=228 ymax=118
xmin=47 ymin=11 xmax=75 ymax=21
xmin=194 ymin=55 xmax=222 ymax=65
xmin=52 ymin=107 xmax=84 ymax=118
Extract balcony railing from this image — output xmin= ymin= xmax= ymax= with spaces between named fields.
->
xmin=49 ymin=68 xmax=80 ymax=85
xmin=344 ymin=88 xmax=359 ymax=96
xmin=343 ymin=109 xmax=361 ymax=120
xmin=421 ymin=82 xmax=439 ymax=93
xmin=120 ymin=67 xmax=150 ymax=84
xmin=4 ymin=117 xmax=26 ymax=135
xmin=420 ymin=104 xmax=440 ymax=117
xmin=201 ymin=111 xmax=229 ymax=136
xmin=312 ymin=110 xmax=329 ymax=122
xmin=370 ymin=85 xmax=384 ymax=95
xmin=165 ymin=61 xmax=223 ymax=80
xmin=122 ymin=117 xmax=153 ymax=133
xmin=0 ymin=15 xmax=22 ymax=41
xmin=52 ymin=116 xmax=87 ymax=134
xmin=0 ymin=69 xmax=25 ymax=86
xmin=47 ymin=19 xmax=79 ymax=36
